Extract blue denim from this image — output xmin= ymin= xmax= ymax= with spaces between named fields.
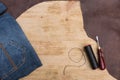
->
xmin=0 ymin=2 xmax=42 ymax=80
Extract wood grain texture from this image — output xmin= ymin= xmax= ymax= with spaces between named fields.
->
xmin=17 ymin=1 xmax=117 ymax=80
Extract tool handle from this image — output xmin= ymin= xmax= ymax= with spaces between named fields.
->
xmin=98 ymin=49 xmax=106 ymax=70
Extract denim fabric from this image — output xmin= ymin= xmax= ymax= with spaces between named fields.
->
xmin=0 ymin=3 xmax=7 ymax=15
xmin=0 ymin=2 xmax=42 ymax=80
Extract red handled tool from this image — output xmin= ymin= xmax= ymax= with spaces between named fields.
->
xmin=96 ymin=36 xmax=106 ymax=70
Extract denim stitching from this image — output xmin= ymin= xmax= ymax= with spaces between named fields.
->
xmin=2 ymin=49 xmax=26 ymax=79
xmin=1 ymin=41 xmax=26 ymax=79
xmin=8 ymin=40 xmax=26 ymax=67
xmin=0 ymin=43 xmax=18 ymax=70
xmin=3 ymin=44 xmax=26 ymax=79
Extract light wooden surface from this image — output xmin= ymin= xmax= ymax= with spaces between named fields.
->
xmin=17 ymin=1 xmax=117 ymax=80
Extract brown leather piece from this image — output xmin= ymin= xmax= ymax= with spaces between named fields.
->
xmin=0 ymin=0 xmax=45 ymax=18
xmin=0 ymin=0 xmax=119 ymax=79
xmin=80 ymin=0 xmax=120 ymax=79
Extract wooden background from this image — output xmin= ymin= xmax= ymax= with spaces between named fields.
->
xmin=16 ymin=1 xmax=116 ymax=80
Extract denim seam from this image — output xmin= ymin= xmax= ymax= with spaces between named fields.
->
xmin=2 ymin=43 xmax=26 ymax=79
xmin=0 ymin=43 xmax=18 ymax=70
xmin=5 ymin=63 xmax=40 ymax=80
xmin=2 ymin=50 xmax=26 ymax=79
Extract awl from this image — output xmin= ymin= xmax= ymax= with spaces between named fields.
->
xmin=96 ymin=36 xmax=106 ymax=70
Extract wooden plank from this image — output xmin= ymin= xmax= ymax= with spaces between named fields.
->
xmin=17 ymin=1 xmax=117 ymax=80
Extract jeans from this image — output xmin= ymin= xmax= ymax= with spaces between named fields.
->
xmin=0 ymin=2 xmax=42 ymax=80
